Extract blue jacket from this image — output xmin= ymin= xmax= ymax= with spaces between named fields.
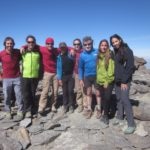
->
xmin=78 ymin=49 xmax=98 ymax=80
xmin=57 ymin=52 xmax=74 ymax=80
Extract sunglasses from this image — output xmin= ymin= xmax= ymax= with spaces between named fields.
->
xmin=46 ymin=43 xmax=54 ymax=45
xmin=27 ymin=41 xmax=35 ymax=44
xmin=73 ymin=43 xmax=80 ymax=46
xmin=83 ymin=43 xmax=92 ymax=46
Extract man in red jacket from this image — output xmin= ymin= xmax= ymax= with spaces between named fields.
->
xmin=0 ymin=37 xmax=23 ymax=120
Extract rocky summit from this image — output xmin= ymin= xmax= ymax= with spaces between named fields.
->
xmin=0 ymin=56 xmax=150 ymax=150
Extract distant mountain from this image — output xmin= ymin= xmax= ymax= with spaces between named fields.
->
xmin=145 ymin=57 xmax=150 ymax=69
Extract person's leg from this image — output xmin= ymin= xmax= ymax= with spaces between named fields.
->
xmin=31 ymin=78 xmax=39 ymax=114
xmin=38 ymin=72 xmax=51 ymax=112
xmin=115 ymin=84 xmax=124 ymax=120
xmin=75 ymin=74 xmax=83 ymax=112
xmin=3 ymin=79 xmax=13 ymax=118
xmin=68 ymin=75 xmax=75 ymax=113
xmin=51 ymin=74 xmax=58 ymax=112
xmin=22 ymin=78 xmax=32 ymax=117
xmin=62 ymin=76 xmax=68 ymax=113
xmin=121 ymin=83 xmax=135 ymax=127
xmin=13 ymin=77 xmax=24 ymax=112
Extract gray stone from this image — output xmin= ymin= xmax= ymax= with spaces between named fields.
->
xmin=54 ymin=125 xmax=69 ymax=131
xmin=28 ymin=124 xmax=44 ymax=135
xmin=20 ymin=118 xmax=32 ymax=127
xmin=31 ymin=130 xmax=61 ymax=146
xmin=44 ymin=120 xmax=61 ymax=130
xmin=0 ymin=120 xmax=18 ymax=130
xmin=0 ymin=135 xmax=22 ymax=150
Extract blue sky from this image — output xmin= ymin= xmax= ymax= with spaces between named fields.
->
xmin=0 ymin=0 xmax=150 ymax=57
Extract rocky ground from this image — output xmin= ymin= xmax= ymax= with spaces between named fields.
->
xmin=0 ymin=56 xmax=150 ymax=150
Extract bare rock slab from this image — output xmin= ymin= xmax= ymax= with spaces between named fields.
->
xmin=20 ymin=118 xmax=32 ymax=127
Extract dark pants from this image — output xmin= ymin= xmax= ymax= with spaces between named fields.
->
xmin=115 ymin=82 xmax=135 ymax=127
xmin=100 ymin=84 xmax=114 ymax=117
xmin=22 ymin=78 xmax=39 ymax=113
xmin=62 ymin=75 xmax=75 ymax=108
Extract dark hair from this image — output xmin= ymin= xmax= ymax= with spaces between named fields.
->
xmin=110 ymin=34 xmax=124 ymax=48
xmin=3 ymin=37 xmax=15 ymax=47
xmin=97 ymin=39 xmax=111 ymax=69
xmin=26 ymin=35 xmax=36 ymax=43
xmin=82 ymin=36 xmax=93 ymax=44
xmin=73 ymin=38 xmax=82 ymax=48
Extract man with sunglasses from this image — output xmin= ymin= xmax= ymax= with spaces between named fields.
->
xmin=22 ymin=35 xmax=41 ymax=118
xmin=78 ymin=36 xmax=100 ymax=119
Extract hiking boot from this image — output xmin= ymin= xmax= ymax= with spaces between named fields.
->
xmin=124 ymin=126 xmax=136 ymax=134
xmin=95 ymin=107 xmax=101 ymax=119
xmin=25 ymin=111 xmax=32 ymax=118
xmin=85 ymin=109 xmax=92 ymax=119
xmin=5 ymin=112 xmax=12 ymax=120
xmin=38 ymin=107 xmax=44 ymax=115
xmin=100 ymin=115 xmax=109 ymax=125
xmin=51 ymin=105 xmax=57 ymax=113
xmin=62 ymin=106 xmax=68 ymax=114
xmin=77 ymin=105 xmax=83 ymax=113
xmin=68 ymin=106 xmax=74 ymax=114
xmin=112 ymin=118 xmax=124 ymax=125
xmin=15 ymin=112 xmax=24 ymax=121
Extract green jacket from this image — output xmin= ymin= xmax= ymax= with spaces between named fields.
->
xmin=22 ymin=51 xmax=41 ymax=78
xmin=96 ymin=52 xmax=115 ymax=86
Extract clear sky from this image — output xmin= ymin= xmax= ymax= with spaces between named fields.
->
xmin=0 ymin=0 xmax=150 ymax=57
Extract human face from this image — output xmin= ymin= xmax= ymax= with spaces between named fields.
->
xmin=46 ymin=42 xmax=54 ymax=50
xmin=111 ymin=37 xmax=121 ymax=49
xmin=100 ymin=41 xmax=109 ymax=53
xmin=5 ymin=40 xmax=14 ymax=51
xmin=73 ymin=40 xmax=81 ymax=51
xmin=83 ymin=40 xmax=93 ymax=51
xmin=60 ymin=47 xmax=67 ymax=54
xmin=27 ymin=37 xmax=35 ymax=50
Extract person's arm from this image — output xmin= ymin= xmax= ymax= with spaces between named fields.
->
xmin=121 ymin=49 xmax=134 ymax=84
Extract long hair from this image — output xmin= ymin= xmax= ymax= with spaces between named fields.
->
xmin=97 ymin=39 xmax=111 ymax=69
xmin=73 ymin=38 xmax=82 ymax=49
xmin=3 ymin=37 xmax=15 ymax=47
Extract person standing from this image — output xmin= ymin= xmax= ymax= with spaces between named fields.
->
xmin=110 ymin=34 xmax=136 ymax=134
xmin=78 ymin=36 xmax=101 ymax=119
xmin=0 ymin=37 xmax=23 ymax=120
xmin=22 ymin=35 xmax=41 ymax=118
xmin=96 ymin=39 xmax=114 ymax=125
xmin=72 ymin=38 xmax=86 ymax=113
xmin=57 ymin=42 xmax=75 ymax=114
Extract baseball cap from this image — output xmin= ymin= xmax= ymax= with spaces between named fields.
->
xmin=45 ymin=37 xmax=54 ymax=44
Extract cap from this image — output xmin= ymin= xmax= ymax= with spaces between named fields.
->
xmin=59 ymin=42 xmax=67 ymax=48
xmin=45 ymin=37 xmax=54 ymax=44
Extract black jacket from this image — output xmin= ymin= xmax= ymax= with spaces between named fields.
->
xmin=114 ymin=44 xmax=134 ymax=84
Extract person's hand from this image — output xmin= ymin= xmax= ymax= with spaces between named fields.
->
xmin=20 ymin=47 xmax=26 ymax=54
xmin=104 ymin=83 xmax=108 ymax=89
xmin=70 ymin=49 xmax=75 ymax=56
xmin=121 ymin=83 xmax=128 ymax=90
xmin=80 ymin=80 xmax=84 ymax=87
xmin=58 ymin=80 xmax=62 ymax=86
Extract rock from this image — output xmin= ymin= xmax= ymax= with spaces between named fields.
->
xmin=28 ymin=124 xmax=44 ymax=135
xmin=131 ymin=84 xmax=149 ymax=94
xmin=0 ymin=134 xmax=22 ymax=150
xmin=20 ymin=118 xmax=32 ymax=127
xmin=31 ymin=130 xmax=61 ymax=146
xmin=134 ymin=122 xmax=148 ymax=137
xmin=44 ymin=120 xmax=61 ymax=130
xmin=17 ymin=127 xmax=31 ymax=149
xmin=0 ymin=120 xmax=18 ymax=130
xmin=54 ymin=125 xmax=69 ymax=131
xmin=134 ymin=56 xmax=147 ymax=69
xmin=133 ymin=102 xmax=150 ymax=121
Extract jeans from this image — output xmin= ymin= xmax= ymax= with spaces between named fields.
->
xmin=3 ymin=77 xmax=23 ymax=112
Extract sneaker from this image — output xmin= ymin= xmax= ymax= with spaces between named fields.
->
xmin=51 ymin=105 xmax=57 ymax=113
xmin=62 ymin=106 xmax=68 ymax=114
xmin=68 ymin=106 xmax=74 ymax=114
xmin=15 ymin=112 xmax=24 ymax=121
xmin=77 ymin=105 xmax=83 ymax=113
xmin=95 ymin=107 xmax=101 ymax=119
xmin=124 ymin=126 xmax=136 ymax=134
xmin=85 ymin=109 xmax=92 ymax=119
xmin=112 ymin=118 xmax=122 ymax=125
xmin=25 ymin=111 xmax=32 ymax=118
xmin=5 ymin=112 xmax=12 ymax=120
xmin=100 ymin=115 xmax=109 ymax=125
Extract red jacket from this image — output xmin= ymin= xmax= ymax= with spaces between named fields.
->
xmin=0 ymin=49 xmax=21 ymax=78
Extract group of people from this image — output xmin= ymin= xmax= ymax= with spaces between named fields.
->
xmin=0 ymin=34 xmax=136 ymax=134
